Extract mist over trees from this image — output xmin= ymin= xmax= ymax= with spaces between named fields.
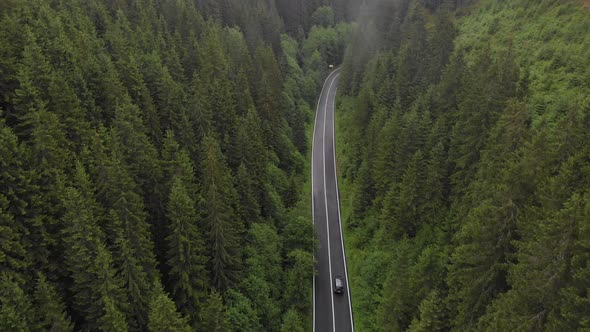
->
xmin=0 ymin=0 xmax=352 ymax=330
xmin=337 ymin=0 xmax=589 ymax=331
xmin=3 ymin=0 xmax=586 ymax=331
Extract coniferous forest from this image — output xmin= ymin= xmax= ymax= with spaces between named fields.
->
xmin=338 ymin=0 xmax=590 ymax=331
xmin=0 ymin=0 xmax=354 ymax=330
xmin=1 ymin=0 xmax=589 ymax=331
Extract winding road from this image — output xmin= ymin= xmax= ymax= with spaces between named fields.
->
xmin=312 ymin=68 xmax=354 ymax=332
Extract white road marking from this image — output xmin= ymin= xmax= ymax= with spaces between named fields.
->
xmin=323 ymin=74 xmax=338 ymax=332
xmin=311 ymin=69 xmax=339 ymax=332
xmin=331 ymin=86 xmax=355 ymax=331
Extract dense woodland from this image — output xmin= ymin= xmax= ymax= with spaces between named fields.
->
xmin=338 ymin=0 xmax=589 ymax=331
xmin=0 ymin=0 xmax=353 ymax=331
xmin=2 ymin=0 xmax=588 ymax=331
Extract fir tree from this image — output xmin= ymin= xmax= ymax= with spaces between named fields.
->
xmin=200 ymin=136 xmax=243 ymax=291
xmin=61 ymin=184 xmax=128 ymax=331
xmin=0 ymin=119 xmax=30 ymax=281
xmin=0 ymin=275 xmax=32 ymax=332
xmin=280 ymin=308 xmax=305 ymax=332
xmin=147 ymin=285 xmax=191 ymax=332
xmin=165 ymin=177 xmax=208 ymax=324
xmin=199 ymin=291 xmax=228 ymax=332
xmin=407 ymin=290 xmax=447 ymax=332
xmin=225 ymin=289 xmax=262 ymax=332
xmin=32 ymin=273 xmax=73 ymax=332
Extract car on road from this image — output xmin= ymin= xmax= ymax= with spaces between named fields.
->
xmin=334 ymin=276 xmax=344 ymax=294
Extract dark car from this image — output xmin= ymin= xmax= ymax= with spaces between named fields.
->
xmin=334 ymin=276 xmax=344 ymax=294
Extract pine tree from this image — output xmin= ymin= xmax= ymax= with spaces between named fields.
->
xmin=186 ymin=73 xmax=212 ymax=146
xmin=242 ymin=224 xmax=283 ymax=330
xmin=111 ymin=99 xmax=165 ymax=238
xmin=0 ymin=196 xmax=28 ymax=282
xmin=200 ymin=136 xmax=243 ymax=291
xmin=24 ymin=108 xmax=72 ymax=278
xmin=381 ymin=150 xmax=426 ymax=240
xmin=225 ymin=289 xmax=262 ymax=332
xmin=108 ymin=210 xmax=152 ymax=331
xmin=0 ymin=275 xmax=33 ymax=332
xmin=61 ymin=182 xmax=128 ymax=331
xmin=97 ymin=286 xmax=128 ymax=332
xmin=235 ymin=163 xmax=261 ymax=225
xmin=93 ymin=133 xmax=158 ymax=279
xmin=8 ymin=28 xmax=50 ymax=140
xmin=90 ymin=137 xmax=157 ymax=329
xmin=148 ymin=285 xmax=191 ymax=332
xmin=235 ymin=108 xmax=272 ymax=218
xmin=199 ymin=291 xmax=228 ymax=332
xmin=165 ymin=177 xmax=208 ymax=324
xmin=0 ymin=119 xmax=30 ymax=281
xmin=280 ymin=308 xmax=304 ymax=332
xmin=407 ymin=290 xmax=447 ymax=332
xmin=251 ymin=45 xmax=284 ymax=155
xmin=283 ymin=250 xmax=314 ymax=314
xmin=32 ymin=273 xmax=73 ymax=332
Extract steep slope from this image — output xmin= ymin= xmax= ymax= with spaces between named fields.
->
xmin=337 ymin=0 xmax=590 ymax=330
xmin=0 ymin=1 xmax=353 ymax=331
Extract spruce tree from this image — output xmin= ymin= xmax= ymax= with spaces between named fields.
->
xmin=111 ymin=99 xmax=165 ymax=237
xmin=200 ymin=136 xmax=243 ymax=291
xmin=0 ymin=120 xmax=30 ymax=281
xmin=93 ymin=133 xmax=158 ymax=279
xmin=61 ymin=183 xmax=128 ymax=331
xmin=225 ymin=289 xmax=262 ymax=332
xmin=283 ymin=250 xmax=314 ymax=314
xmin=32 ymin=273 xmax=73 ymax=332
xmin=407 ymin=290 xmax=447 ymax=332
xmin=165 ymin=177 xmax=208 ymax=323
xmin=242 ymin=224 xmax=283 ymax=330
xmin=24 ymin=107 xmax=72 ymax=279
xmin=0 ymin=275 xmax=33 ymax=332
xmin=199 ymin=291 xmax=228 ymax=332
xmin=148 ymin=285 xmax=191 ymax=332
xmin=235 ymin=163 xmax=261 ymax=225
xmin=280 ymin=308 xmax=304 ymax=332
xmin=235 ymin=108 xmax=268 ymax=217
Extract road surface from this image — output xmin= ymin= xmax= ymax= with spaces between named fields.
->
xmin=312 ymin=68 xmax=354 ymax=332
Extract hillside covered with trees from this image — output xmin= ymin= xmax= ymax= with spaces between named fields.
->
xmin=0 ymin=0 xmax=353 ymax=331
xmin=337 ymin=0 xmax=589 ymax=331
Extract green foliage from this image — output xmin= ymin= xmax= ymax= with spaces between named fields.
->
xmin=32 ymin=273 xmax=73 ymax=332
xmin=407 ymin=290 xmax=447 ymax=332
xmin=0 ymin=0 xmax=348 ymax=329
xmin=199 ymin=291 xmax=228 ymax=332
xmin=0 ymin=275 xmax=33 ymax=332
xmin=147 ymin=286 xmax=191 ymax=332
xmin=201 ymin=136 xmax=243 ymax=291
xmin=0 ymin=120 xmax=30 ymax=282
xmin=281 ymin=308 xmax=305 ymax=332
xmin=165 ymin=177 xmax=208 ymax=325
xmin=311 ymin=6 xmax=335 ymax=27
xmin=339 ymin=0 xmax=590 ymax=331
xmin=241 ymin=223 xmax=283 ymax=330
xmin=283 ymin=249 xmax=314 ymax=315
xmin=225 ymin=289 xmax=262 ymax=332
xmin=61 ymin=182 xmax=128 ymax=331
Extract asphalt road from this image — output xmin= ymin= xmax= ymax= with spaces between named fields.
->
xmin=312 ymin=68 xmax=354 ymax=332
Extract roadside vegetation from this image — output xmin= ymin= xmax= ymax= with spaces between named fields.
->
xmin=0 ymin=1 xmax=351 ymax=331
xmin=337 ymin=0 xmax=590 ymax=331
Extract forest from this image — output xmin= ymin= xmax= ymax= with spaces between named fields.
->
xmin=2 ymin=0 xmax=589 ymax=331
xmin=337 ymin=0 xmax=590 ymax=331
xmin=0 ymin=0 xmax=353 ymax=331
